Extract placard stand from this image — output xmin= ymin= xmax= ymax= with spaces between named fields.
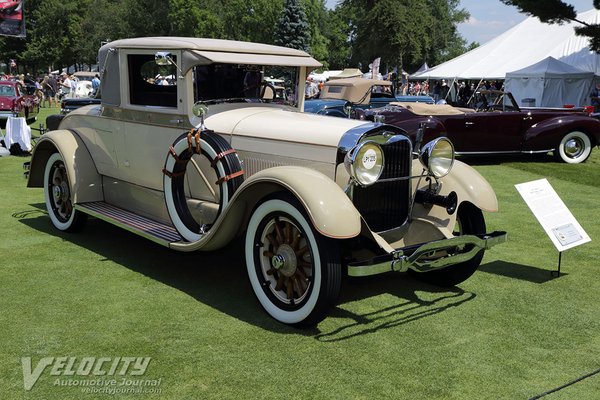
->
xmin=515 ymin=179 xmax=591 ymax=278
xmin=551 ymin=252 xmax=562 ymax=277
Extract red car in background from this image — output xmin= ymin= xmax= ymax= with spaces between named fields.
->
xmin=0 ymin=80 xmax=40 ymax=125
xmin=358 ymin=90 xmax=600 ymax=164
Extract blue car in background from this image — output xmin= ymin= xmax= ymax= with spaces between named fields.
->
xmin=304 ymin=77 xmax=434 ymax=118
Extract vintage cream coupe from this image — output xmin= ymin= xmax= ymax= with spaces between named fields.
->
xmin=26 ymin=37 xmax=506 ymax=327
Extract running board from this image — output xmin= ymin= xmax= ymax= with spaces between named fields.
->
xmin=76 ymin=201 xmax=183 ymax=247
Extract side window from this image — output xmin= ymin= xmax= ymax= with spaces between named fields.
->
xmin=128 ymin=54 xmax=177 ymax=107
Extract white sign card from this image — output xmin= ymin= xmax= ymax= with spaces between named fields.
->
xmin=515 ymin=178 xmax=591 ymax=252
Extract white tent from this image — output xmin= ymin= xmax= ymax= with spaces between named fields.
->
xmin=413 ymin=9 xmax=600 ymax=80
xmin=505 ymin=56 xmax=594 ymax=107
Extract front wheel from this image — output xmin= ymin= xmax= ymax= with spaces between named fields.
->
xmin=44 ymin=153 xmax=87 ymax=232
xmin=409 ymin=202 xmax=485 ymax=287
xmin=554 ymin=131 xmax=592 ymax=164
xmin=245 ymin=196 xmax=342 ymax=327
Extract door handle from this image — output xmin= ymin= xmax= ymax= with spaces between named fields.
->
xmin=169 ymin=119 xmax=183 ymax=124
xmin=465 ymin=122 xmax=474 ymax=126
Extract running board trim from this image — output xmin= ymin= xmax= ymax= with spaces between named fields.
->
xmin=76 ymin=201 xmax=182 ymax=246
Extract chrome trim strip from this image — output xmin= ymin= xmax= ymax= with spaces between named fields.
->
xmin=455 ymin=149 xmax=554 ymax=156
xmin=347 ymin=231 xmax=507 ymax=277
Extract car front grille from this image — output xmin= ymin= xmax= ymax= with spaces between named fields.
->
xmin=352 ymin=136 xmax=412 ymax=232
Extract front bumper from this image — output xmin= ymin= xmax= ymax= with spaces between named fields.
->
xmin=348 ymin=231 xmax=507 ymax=277
xmin=0 ymin=111 xmax=17 ymax=119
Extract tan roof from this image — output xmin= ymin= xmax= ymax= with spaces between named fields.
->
xmin=321 ymin=77 xmax=392 ymax=104
xmin=100 ymin=37 xmax=321 ymax=68
xmin=391 ymin=102 xmax=476 ymax=116
xmin=328 ymin=68 xmax=363 ymax=80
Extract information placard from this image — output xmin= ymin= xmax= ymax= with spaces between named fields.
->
xmin=515 ymin=178 xmax=590 ymax=252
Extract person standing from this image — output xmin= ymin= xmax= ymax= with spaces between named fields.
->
xmin=42 ymin=75 xmax=54 ymax=108
xmin=92 ymin=74 xmax=100 ymax=96
xmin=48 ymin=74 xmax=58 ymax=105
xmin=60 ymin=73 xmax=72 ymax=98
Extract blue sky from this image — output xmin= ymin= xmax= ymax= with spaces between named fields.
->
xmin=325 ymin=0 xmax=594 ymax=44
xmin=457 ymin=0 xmax=593 ymax=44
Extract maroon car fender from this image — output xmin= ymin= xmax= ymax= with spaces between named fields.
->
xmin=523 ymin=115 xmax=600 ymax=151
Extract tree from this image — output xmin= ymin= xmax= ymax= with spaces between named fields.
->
xmin=22 ymin=0 xmax=87 ymax=74
xmin=500 ymin=0 xmax=600 ymax=52
xmin=275 ymin=0 xmax=311 ymax=52
xmin=302 ymin=0 xmax=330 ymax=67
xmin=321 ymin=4 xmax=355 ymax=69
xmin=338 ymin=0 xmax=470 ymax=73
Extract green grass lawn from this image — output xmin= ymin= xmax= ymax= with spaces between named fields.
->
xmin=1 ymin=119 xmax=599 ymax=399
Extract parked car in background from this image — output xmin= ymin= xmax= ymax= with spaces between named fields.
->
xmin=358 ymin=90 xmax=600 ymax=164
xmin=26 ymin=37 xmax=506 ymax=327
xmin=74 ymin=80 xmax=93 ymax=98
xmin=0 ymin=80 xmax=39 ymax=125
xmin=263 ymin=77 xmax=288 ymax=103
xmin=304 ymin=77 xmax=433 ymax=118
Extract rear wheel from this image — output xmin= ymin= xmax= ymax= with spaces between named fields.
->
xmin=43 ymin=153 xmax=87 ymax=232
xmin=554 ymin=131 xmax=592 ymax=164
xmin=245 ymin=195 xmax=342 ymax=327
xmin=409 ymin=202 xmax=485 ymax=287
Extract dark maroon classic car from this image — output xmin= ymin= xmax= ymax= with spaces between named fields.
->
xmin=0 ymin=80 xmax=40 ymax=124
xmin=358 ymin=91 xmax=600 ymax=164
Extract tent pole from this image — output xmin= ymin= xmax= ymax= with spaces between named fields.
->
xmin=468 ymin=78 xmax=484 ymax=106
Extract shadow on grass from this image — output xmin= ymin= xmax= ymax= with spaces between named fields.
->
xmin=315 ymin=275 xmax=475 ymax=342
xmin=17 ymin=207 xmax=476 ymax=337
xmin=479 ymin=260 xmax=565 ymax=283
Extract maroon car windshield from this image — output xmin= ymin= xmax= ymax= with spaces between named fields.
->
xmin=0 ymin=85 xmax=16 ymax=96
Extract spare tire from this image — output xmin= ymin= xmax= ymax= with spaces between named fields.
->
xmin=163 ymin=129 xmax=244 ymax=242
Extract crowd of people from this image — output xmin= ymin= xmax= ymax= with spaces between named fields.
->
xmin=304 ymin=71 xmax=505 ymax=107
xmin=0 ymin=71 xmax=101 ymax=107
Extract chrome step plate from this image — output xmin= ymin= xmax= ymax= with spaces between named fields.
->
xmin=76 ymin=201 xmax=182 ymax=246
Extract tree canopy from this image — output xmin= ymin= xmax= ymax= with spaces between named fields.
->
xmin=501 ymin=0 xmax=600 ymax=52
xmin=1 ymin=0 xmax=475 ymax=76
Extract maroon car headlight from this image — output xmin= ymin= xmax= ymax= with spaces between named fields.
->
xmin=420 ymin=137 xmax=455 ymax=178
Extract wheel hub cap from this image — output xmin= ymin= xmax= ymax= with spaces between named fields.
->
xmin=52 ymin=184 xmax=64 ymax=201
xmin=271 ymin=244 xmax=297 ymax=277
xmin=565 ymin=138 xmax=582 ymax=157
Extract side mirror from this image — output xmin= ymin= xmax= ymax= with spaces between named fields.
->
xmin=414 ymin=122 xmax=426 ymax=153
xmin=155 ymin=52 xmax=173 ymax=66
xmin=155 ymin=51 xmax=183 ymax=77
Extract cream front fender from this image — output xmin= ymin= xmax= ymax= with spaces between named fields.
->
xmin=437 ymin=160 xmax=498 ymax=212
xmin=170 ymin=166 xmax=362 ymax=252
xmin=27 ymin=130 xmax=103 ymax=204
xmin=245 ymin=166 xmax=362 ymax=238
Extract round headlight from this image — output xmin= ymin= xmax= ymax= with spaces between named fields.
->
xmin=344 ymin=141 xmax=384 ymax=186
xmin=420 ymin=137 xmax=455 ymax=178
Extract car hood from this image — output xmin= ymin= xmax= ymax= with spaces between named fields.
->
xmin=0 ymin=96 xmax=16 ymax=109
xmin=303 ymin=99 xmax=346 ymax=113
xmin=205 ymin=106 xmax=368 ymax=148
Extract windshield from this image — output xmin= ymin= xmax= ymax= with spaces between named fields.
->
xmin=0 ymin=85 xmax=16 ymax=96
xmin=192 ymin=63 xmax=298 ymax=106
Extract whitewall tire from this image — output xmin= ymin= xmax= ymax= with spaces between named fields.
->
xmin=245 ymin=196 xmax=341 ymax=327
xmin=555 ymin=131 xmax=592 ymax=164
xmin=43 ymin=153 xmax=87 ymax=232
